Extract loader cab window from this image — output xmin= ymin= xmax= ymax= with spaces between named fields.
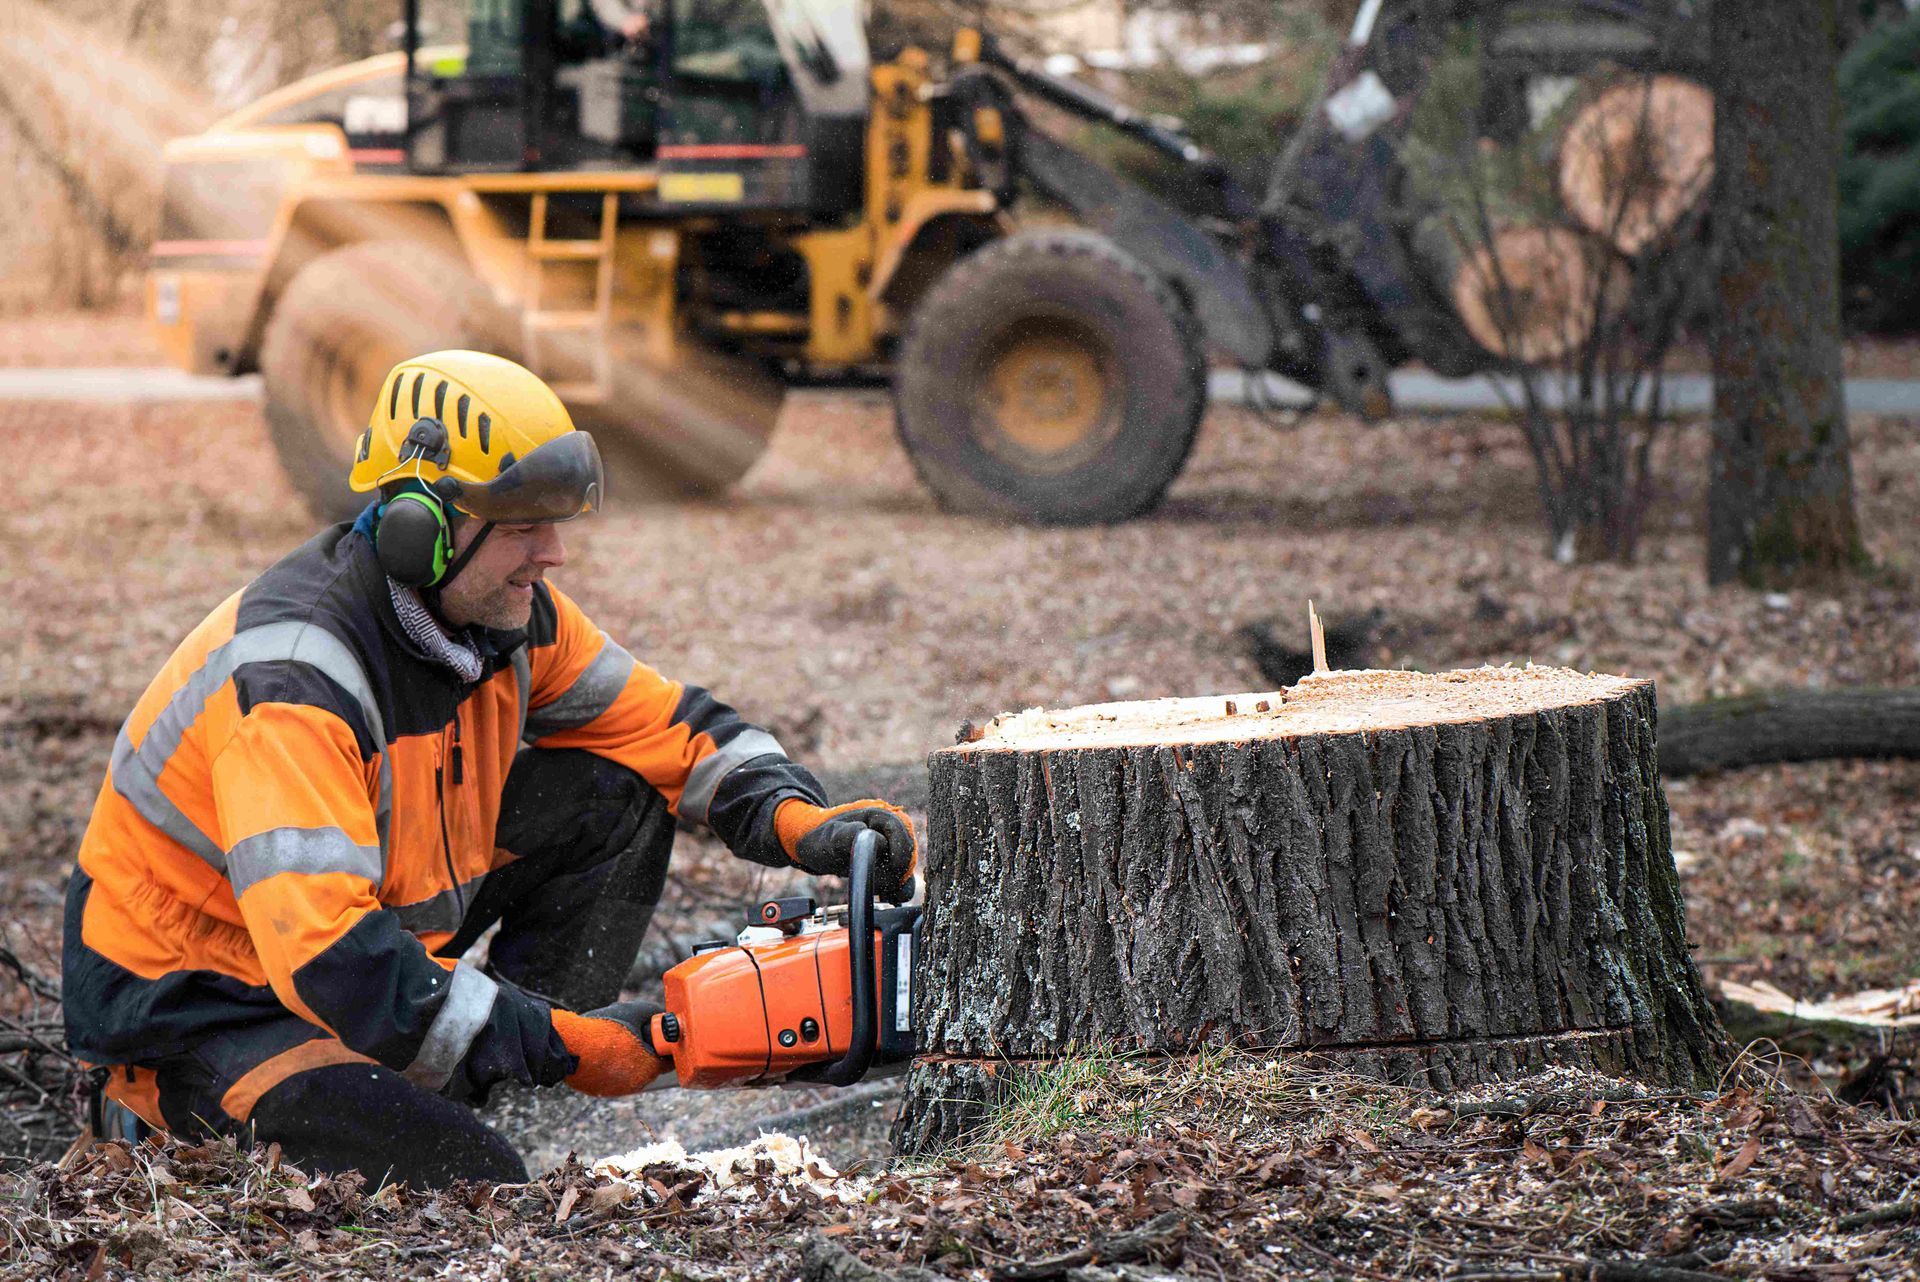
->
xmin=466 ymin=0 xmax=527 ymax=76
xmin=671 ymin=0 xmax=786 ymax=86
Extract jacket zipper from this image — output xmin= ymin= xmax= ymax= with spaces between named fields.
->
xmin=437 ymin=709 xmax=467 ymax=922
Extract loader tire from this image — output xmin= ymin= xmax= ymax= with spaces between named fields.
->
xmin=261 ymin=241 xmax=520 ymax=523
xmin=894 ymin=229 xmax=1206 ymax=524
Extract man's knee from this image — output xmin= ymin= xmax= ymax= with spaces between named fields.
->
xmin=475 ymin=748 xmax=677 ymax=1008
xmin=496 ymin=748 xmax=671 ymax=877
xmin=250 ymin=1063 xmax=527 ymax=1188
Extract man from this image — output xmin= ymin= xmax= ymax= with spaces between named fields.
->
xmin=62 ymin=351 xmax=916 ymax=1186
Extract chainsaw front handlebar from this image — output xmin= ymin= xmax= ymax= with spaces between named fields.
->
xmin=806 ymin=828 xmax=880 ymax=1086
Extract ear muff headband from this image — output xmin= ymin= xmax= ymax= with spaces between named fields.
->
xmin=375 ymin=491 xmax=452 ymax=588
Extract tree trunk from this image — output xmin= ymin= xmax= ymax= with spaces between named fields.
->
xmin=1659 ymin=688 xmax=1920 ymax=776
xmin=894 ymin=668 xmax=1729 ymax=1154
xmin=1706 ymin=0 xmax=1863 ymax=587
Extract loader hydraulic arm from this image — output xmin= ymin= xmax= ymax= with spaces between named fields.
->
xmin=952 ymin=34 xmax=1279 ymax=371
xmin=955 ymin=29 xmax=1398 ymax=414
xmin=973 ymin=35 xmax=1259 ymax=222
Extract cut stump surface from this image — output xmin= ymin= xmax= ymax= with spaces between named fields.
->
xmin=894 ymin=666 xmax=1728 ymax=1153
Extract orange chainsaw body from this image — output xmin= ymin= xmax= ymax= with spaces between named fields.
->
xmin=654 ymin=903 xmax=919 ymax=1089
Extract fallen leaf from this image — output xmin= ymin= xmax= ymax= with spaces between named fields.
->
xmin=283 ymin=1185 xmax=316 ymax=1213
xmin=554 ymin=1186 xmax=579 ymax=1224
xmin=1716 ymin=1137 xmax=1761 ymax=1184
xmin=590 ymin=1184 xmax=632 ymax=1215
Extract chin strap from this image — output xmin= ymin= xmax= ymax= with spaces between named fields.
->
xmin=429 ymin=520 xmax=497 ymax=600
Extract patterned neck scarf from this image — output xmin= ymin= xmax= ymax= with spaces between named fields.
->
xmin=387 ymin=579 xmax=484 ymax=683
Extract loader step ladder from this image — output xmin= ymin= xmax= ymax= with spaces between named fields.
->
xmin=524 ymin=191 xmax=618 ymax=404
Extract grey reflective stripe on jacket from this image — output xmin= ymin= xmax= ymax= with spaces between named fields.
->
xmin=109 ymin=621 xmax=392 ymax=874
xmin=522 ymin=631 xmax=635 ymax=741
xmin=388 ymin=871 xmax=491 ymax=936
xmin=678 ymin=728 xmax=788 ymax=826
xmin=510 ymin=647 xmax=532 ymax=746
xmin=402 ymin=961 xmax=500 ymax=1091
xmin=227 ymin=826 xmax=383 ymax=899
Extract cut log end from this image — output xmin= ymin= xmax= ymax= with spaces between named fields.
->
xmin=1451 ymin=224 xmax=1606 ymax=363
xmin=1557 ymin=74 xmax=1713 ymax=256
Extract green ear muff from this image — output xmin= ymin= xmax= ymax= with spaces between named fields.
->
xmin=375 ymin=491 xmax=452 ymax=588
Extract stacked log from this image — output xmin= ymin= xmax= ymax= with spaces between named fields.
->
xmin=1439 ymin=222 xmax=1607 ymax=363
xmin=1557 ymin=75 xmax=1713 ymax=256
xmin=894 ymin=666 xmax=1728 ymax=1154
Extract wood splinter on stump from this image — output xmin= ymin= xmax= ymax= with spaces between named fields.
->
xmin=893 ymin=665 xmax=1729 ymax=1154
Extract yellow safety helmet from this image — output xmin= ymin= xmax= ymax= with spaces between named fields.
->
xmin=350 ymin=350 xmax=604 ymax=524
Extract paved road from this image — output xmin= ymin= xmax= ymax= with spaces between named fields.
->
xmin=9 ymin=365 xmax=1920 ymax=416
xmin=1209 ymin=369 xmax=1920 ymax=416
xmin=0 ymin=367 xmax=264 ymax=403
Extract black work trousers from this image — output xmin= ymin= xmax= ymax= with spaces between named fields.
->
xmin=105 ymin=749 xmax=675 ymax=1189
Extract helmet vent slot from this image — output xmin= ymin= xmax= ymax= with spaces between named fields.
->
xmin=388 ymin=373 xmax=402 ymax=422
xmin=433 ymin=380 xmax=448 ymax=421
xmin=456 ymin=394 xmax=471 ymax=437
xmin=411 ymin=371 xmax=426 ymax=418
xmin=477 ymin=412 xmax=492 ymax=454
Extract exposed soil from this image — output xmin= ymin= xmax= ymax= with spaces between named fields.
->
xmin=0 ymin=305 xmax=162 ymax=368
xmin=1 ymin=316 xmax=1917 ymax=1272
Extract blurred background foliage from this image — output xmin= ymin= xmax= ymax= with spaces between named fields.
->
xmin=1840 ymin=7 xmax=1920 ymax=333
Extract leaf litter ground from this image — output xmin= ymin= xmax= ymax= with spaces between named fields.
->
xmin=6 ymin=1054 xmax=1918 ymax=1279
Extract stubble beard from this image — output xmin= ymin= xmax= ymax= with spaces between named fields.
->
xmin=439 ymin=577 xmax=537 ymax=633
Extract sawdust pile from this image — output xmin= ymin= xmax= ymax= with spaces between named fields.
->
xmin=594 ymin=1132 xmax=857 ymax=1204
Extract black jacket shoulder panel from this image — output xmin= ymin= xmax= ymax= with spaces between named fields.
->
xmin=523 ymin=582 xmax=559 ymax=650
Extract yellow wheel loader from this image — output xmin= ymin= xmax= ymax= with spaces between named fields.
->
xmin=148 ymin=0 xmax=1698 ymax=523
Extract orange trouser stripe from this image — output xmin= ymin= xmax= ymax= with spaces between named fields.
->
xmin=219 ymin=1039 xmax=376 ymax=1123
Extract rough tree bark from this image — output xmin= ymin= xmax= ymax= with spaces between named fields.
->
xmin=1706 ymin=0 xmax=1863 ymax=586
xmin=894 ymin=668 xmax=1729 ymax=1154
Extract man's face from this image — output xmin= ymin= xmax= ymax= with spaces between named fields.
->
xmin=436 ymin=519 xmax=567 ymax=631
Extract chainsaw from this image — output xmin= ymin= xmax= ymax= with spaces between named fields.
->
xmin=643 ymin=830 xmax=921 ymax=1088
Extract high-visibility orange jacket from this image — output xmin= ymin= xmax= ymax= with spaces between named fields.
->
xmin=63 ymin=522 xmax=826 ymax=1091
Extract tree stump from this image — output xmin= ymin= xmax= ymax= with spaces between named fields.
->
xmin=894 ymin=667 xmax=1728 ymax=1154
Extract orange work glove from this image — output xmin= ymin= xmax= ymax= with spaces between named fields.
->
xmin=551 ymin=998 xmax=671 ymax=1097
xmin=775 ymin=798 xmax=918 ymax=901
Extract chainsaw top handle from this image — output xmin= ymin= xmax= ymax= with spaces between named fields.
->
xmin=809 ymin=828 xmax=881 ymax=1086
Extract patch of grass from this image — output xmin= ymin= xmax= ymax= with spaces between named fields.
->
xmin=986 ymin=1044 xmax=1150 ymax=1148
xmin=975 ymin=1043 xmax=1427 ymax=1155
